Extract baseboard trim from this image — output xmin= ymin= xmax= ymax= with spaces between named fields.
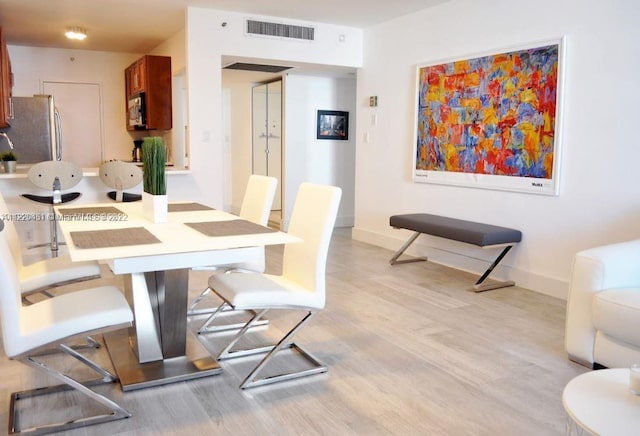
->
xmin=335 ymin=215 xmax=354 ymax=228
xmin=352 ymin=226 xmax=568 ymax=300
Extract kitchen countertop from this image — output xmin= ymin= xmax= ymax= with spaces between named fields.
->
xmin=0 ymin=165 xmax=191 ymax=179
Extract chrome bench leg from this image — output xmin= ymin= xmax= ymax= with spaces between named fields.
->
xmin=472 ymin=245 xmax=515 ymax=292
xmin=389 ymin=231 xmax=427 ymax=265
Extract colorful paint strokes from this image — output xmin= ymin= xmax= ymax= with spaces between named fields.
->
xmin=415 ymin=44 xmax=559 ymax=178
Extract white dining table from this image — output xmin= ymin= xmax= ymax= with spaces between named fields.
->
xmin=56 ymin=201 xmax=299 ymax=391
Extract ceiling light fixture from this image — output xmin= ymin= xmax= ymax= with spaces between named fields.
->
xmin=65 ymin=27 xmax=87 ymax=41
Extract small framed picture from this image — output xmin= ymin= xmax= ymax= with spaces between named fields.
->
xmin=317 ymin=110 xmax=349 ymax=140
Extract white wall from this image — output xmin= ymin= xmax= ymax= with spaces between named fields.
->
xmin=151 ymin=28 xmax=186 ymax=73
xmin=222 ymin=71 xmax=254 ymax=213
xmin=353 ymin=0 xmax=640 ymax=298
xmin=284 ymin=74 xmax=356 ymax=228
xmin=8 ymin=46 xmax=141 ymax=162
xmin=185 ymin=7 xmax=363 ymax=209
xmin=149 ymin=29 xmax=188 ymax=170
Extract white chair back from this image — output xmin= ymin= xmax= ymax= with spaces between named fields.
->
xmin=99 ymin=160 xmax=143 ymax=191
xmin=239 ymin=175 xmax=277 ymax=225
xmin=282 ymin=183 xmax=341 ymax=303
xmin=0 ymin=227 xmax=27 ymax=357
xmin=27 ymin=160 xmax=83 ymax=190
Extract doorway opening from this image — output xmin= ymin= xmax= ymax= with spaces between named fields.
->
xmin=221 ymin=55 xmax=357 ymax=231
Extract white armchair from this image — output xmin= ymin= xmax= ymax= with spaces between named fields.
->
xmin=565 ymin=239 xmax=640 ymax=369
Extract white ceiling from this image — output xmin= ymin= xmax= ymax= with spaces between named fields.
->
xmin=0 ymin=0 xmax=450 ymax=53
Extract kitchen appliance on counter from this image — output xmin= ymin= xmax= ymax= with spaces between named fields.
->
xmin=0 ymin=95 xmax=61 ymax=163
xmin=132 ymin=139 xmax=143 ymax=162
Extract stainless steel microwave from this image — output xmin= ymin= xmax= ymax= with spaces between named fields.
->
xmin=128 ymin=93 xmax=146 ymax=128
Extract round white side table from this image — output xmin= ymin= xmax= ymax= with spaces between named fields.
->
xmin=563 ymin=368 xmax=640 ymax=435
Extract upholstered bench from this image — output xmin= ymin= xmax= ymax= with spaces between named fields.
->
xmin=389 ymin=213 xmax=522 ymax=292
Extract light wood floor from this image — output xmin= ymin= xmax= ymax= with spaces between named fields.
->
xmin=0 ymin=228 xmax=587 ymax=435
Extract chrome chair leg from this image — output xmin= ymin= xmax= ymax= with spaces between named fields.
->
xmin=189 ymin=267 xmax=271 ymax=332
xmin=197 ymin=301 xmax=231 ymax=334
xmin=216 ymin=309 xmax=272 ymax=358
xmin=83 ymin=336 xmax=101 ymax=349
xmin=10 ymin=344 xmax=131 ymax=435
xmin=188 ymin=287 xmax=214 ymax=316
xmin=188 ymin=272 xmax=253 ymax=316
xmin=196 ymin=301 xmax=269 ymax=334
xmin=188 ymin=268 xmax=236 ymax=317
xmin=217 ymin=310 xmax=328 ymax=389
xmin=31 ymin=336 xmax=100 ymax=356
xmin=58 ymin=344 xmax=112 ymax=381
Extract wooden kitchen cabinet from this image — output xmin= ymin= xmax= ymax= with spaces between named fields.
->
xmin=125 ymin=55 xmax=172 ymax=131
xmin=127 ymin=58 xmax=146 ymax=96
xmin=0 ymin=26 xmax=13 ymax=128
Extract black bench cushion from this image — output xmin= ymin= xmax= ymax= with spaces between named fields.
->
xmin=390 ymin=213 xmax=522 ymax=247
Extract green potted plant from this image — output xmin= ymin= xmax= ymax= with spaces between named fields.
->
xmin=141 ymin=136 xmax=167 ymax=222
xmin=1 ymin=151 xmax=17 ymax=173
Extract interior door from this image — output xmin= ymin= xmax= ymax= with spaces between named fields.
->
xmin=266 ymin=81 xmax=282 ymax=210
xmin=252 ymin=80 xmax=282 ymax=210
xmin=252 ymin=84 xmax=268 ymax=178
xmin=42 ymin=81 xmax=103 ymax=167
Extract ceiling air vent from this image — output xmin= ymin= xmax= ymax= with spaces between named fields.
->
xmin=246 ymin=19 xmax=315 ymax=41
xmin=223 ymin=63 xmax=292 ymax=73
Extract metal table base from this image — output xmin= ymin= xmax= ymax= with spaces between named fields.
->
xmin=104 ymin=268 xmax=222 ymax=392
xmin=104 ymin=328 xmax=221 ymax=391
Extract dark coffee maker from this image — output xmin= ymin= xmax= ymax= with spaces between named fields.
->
xmin=132 ymin=139 xmax=143 ymax=162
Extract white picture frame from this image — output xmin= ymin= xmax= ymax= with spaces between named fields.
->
xmin=412 ymin=37 xmax=566 ymax=196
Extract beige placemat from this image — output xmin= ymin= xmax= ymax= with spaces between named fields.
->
xmin=168 ymin=202 xmax=214 ymax=212
xmin=185 ymin=219 xmax=276 ymax=237
xmin=58 ymin=206 xmax=124 ymax=217
xmin=70 ymin=227 xmax=161 ymax=249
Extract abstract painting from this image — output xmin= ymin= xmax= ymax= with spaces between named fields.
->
xmin=413 ymin=39 xmax=565 ymax=195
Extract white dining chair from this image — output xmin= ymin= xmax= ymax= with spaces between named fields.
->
xmin=99 ymin=160 xmax=143 ymax=202
xmin=21 ymin=160 xmax=83 ymax=258
xmin=0 ymin=191 xmax=101 ymax=305
xmin=0 ymin=219 xmax=134 ymax=434
xmin=190 ymin=174 xmax=277 ymax=333
xmin=205 ymin=182 xmax=341 ymax=389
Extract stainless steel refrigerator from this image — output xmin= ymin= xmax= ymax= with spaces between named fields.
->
xmin=0 ymin=95 xmax=60 ymax=163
